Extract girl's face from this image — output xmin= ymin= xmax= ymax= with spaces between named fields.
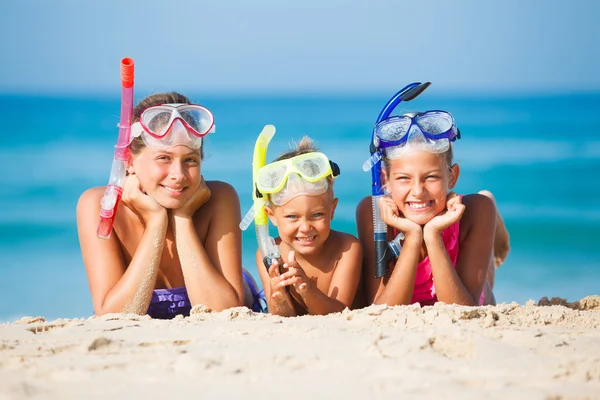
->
xmin=129 ymin=145 xmax=202 ymax=209
xmin=384 ymin=150 xmax=458 ymax=225
xmin=266 ymin=192 xmax=338 ymax=257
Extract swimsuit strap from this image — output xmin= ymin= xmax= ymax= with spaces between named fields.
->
xmin=242 ymin=269 xmax=267 ymax=313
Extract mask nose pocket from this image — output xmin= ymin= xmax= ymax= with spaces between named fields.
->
xmin=406 ymin=125 xmax=429 ymax=145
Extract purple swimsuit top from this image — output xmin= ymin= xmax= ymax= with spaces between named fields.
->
xmin=147 ymin=286 xmax=191 ymax=319
xmin=146 ymin=269 xmax=265 ymax=319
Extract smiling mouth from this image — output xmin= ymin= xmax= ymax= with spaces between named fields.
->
xmin=295 ymin=236 xmax=316 ymax=244
xmin=407 ymin=201 xmax=433 ymax=211
xmin=161 ymin=185 xmax=186 ymax=196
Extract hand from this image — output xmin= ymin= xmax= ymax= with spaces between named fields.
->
xmin=172 ymin=177 xmax=212 ymax=219
xmin=121 ymin=174 xmax=166 ymax=223
xmin=424 ymin=193 xmax=465 ymax=236
xmin=268 ymin=258 xmax=295 ymax=310
xmin=277 ymin=251 xmax=314 ymax=296
xmin=378 ymin=196 xmax=422 ymax=237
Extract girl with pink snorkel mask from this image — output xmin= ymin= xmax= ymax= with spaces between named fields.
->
xmin=77 ymin=88 xmax=263 ymax=318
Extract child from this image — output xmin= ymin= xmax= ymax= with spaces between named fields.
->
xmin=356 ymin=110 xmax=509 ymax=307
xmin=254 ymin=137 xmax=362 ymax=316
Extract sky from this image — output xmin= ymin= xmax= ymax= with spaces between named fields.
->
xmin=0 ymin=0 xmax=599 ymax=95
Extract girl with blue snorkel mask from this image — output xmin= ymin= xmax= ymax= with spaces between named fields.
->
xmin=357 ymin=99 xmax=509 ymax=307
xmin=77 ymin=92 xmax=263 ymax=318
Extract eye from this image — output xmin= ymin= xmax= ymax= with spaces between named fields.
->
xmin=284 ymin=214 xmax=298 ymax=220
xmin=395 ymin=176 xmax=410 ymax=181
xmin=185 ymin=157 xmax=200 ymax=165
xmin=312 ymin=212 xmax=324 ymax=218
xmin=426 ymin=175 xmax=440 ymax=181
xmin=156 ymin=155 xmax=171 ymax=162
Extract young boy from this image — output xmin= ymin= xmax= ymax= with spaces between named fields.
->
xmin=255 ymin=137 xmax=362 ymax=316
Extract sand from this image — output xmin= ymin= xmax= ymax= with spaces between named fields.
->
xmin=1 ymin=296 xmax=599 ymax=399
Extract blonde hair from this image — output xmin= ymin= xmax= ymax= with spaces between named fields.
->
xmin=268 ymin=136 xmax=335 ymax=204
xmin=382 ymin=144 xmax=454 ymax=173
xmin=274 ymin=136 xmax=320 ymax=162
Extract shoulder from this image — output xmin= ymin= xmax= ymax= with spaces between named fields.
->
xmin=330 ymin=230 xmax=362 ymax=254
xmin=205 ymin=180 xmax=240 ymax=208
xmin=206 ymin=180 xmax=237 ymax=195
xmin=356 ymin=196 xmax=372 ymax=214
xmin=76 ymin=187 xmax=105 ymax=216
xmin=462 ymin=193 xmax=495 ymax=216
xmin=355 ymin=196 xmax=375 ymax=235
xmin=460 ymin=193 xmax=496 ymax=230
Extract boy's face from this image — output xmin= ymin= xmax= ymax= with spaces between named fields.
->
xmin=266 ymin=192 xmax=338 ymax=257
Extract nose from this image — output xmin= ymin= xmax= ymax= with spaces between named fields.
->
xmin=168 ymin=160 xmax=185 ymax=182
xmin=298 ymin=219 xmax=312 ymax=233
xmin=411 ymin=179 xmax=424 ymax=197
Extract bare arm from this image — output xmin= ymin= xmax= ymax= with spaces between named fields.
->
xmin=372 ymin=233 xmax=422 ymax=306
xmin=172 ymin=182 xmax=244 ymax=311
xmin=299 ymin=235 xmax=362 ymax=315
xmin=356 ymin=196 xmax=422 ymax=306
xmin=425 ymin=194 xmax=495 ymax=306
xmin=256 ymin=250 xmax=297 ymax=317
xmin=76 ymin=187 xmax=168 ymax=315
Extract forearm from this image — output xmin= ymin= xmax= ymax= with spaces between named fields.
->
xmin=100 ymin=216 xmax=168 ymax=315
xmin=424 ymin=231 xmax=476 ymax=305
xmin=302 ymin=287 xmax=348 ymax=315
xmin=266 ymin=295 xmax=297 ymax=317
xmin=373 ymin=234 xmax=422 ymax=306
xmin=172 ymin=216 xmax=242 ymax=311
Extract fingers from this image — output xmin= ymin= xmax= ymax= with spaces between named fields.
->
xmin=122 ymin=174 xmax=141 ymax=203
xmin=268 ymin=258 xmax=280 ymax=279
xmin=279 ymin=267 xmax=301 ymax=281
xmin=277 ymin=275 xmax=302 ymax=288
xmin=287 ymin=250 xmax=295 ymax=264
xmin=446 ymin=194 xmax=462 ymax=208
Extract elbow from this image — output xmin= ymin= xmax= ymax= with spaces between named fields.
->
xmin=373 ymin=295 xmax=411 ymax=307
xmin=372 ymin=296 xmax=386 ymax=306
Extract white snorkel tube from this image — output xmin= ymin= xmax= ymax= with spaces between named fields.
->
xmin=239 ymin=125 xmax=283 ymax=269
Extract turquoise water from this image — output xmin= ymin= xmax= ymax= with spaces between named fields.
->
xmin=1 ymin=92 xmax=599 ymax=321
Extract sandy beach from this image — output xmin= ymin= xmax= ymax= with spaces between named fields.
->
xmin=1 ymin=297 xmax=599 ymax=400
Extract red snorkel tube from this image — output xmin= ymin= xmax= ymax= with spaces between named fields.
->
xmin=97 ymin=57 xmax=135 ymax=239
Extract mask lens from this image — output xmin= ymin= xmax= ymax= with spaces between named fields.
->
xmin=178 ymin=106 xmax=213 ymax=135
xmin=417 ymin=112 xmax=454 ymax=135
xmin=258 ymin=163 xmax=288 ymax=192
xmin=143 ymin=108 xmax=173 ymax=137
xmin=375 ymin=117 xmax=412 ymax=141
xmin=294 ymin=156 xmax=328 ymax=180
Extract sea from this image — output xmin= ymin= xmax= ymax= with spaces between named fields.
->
xmin=1 ymin=91 xmax=599 ymax=321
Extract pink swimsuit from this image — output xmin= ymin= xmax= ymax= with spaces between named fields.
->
xmin=394 ymin=219 xmax=485 ymax=306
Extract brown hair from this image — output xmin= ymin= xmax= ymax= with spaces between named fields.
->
xmin=129 ymin=92 xmax=204 ymax=159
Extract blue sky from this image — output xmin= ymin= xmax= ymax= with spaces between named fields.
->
xmin=1 ymin=0 xmax=598 ymax=95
